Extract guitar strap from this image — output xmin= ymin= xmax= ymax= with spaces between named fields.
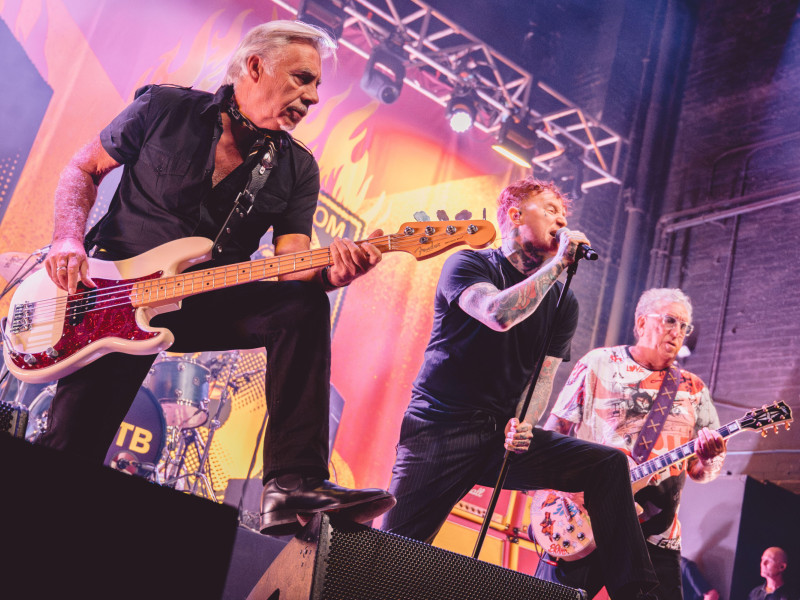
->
xmin=211 ymin=135 xmax=283 ymax=259
xmin=212 ymin=97 xmax=288 ymax=259
xmin=630 ymin=362 xmax=681 ymax=464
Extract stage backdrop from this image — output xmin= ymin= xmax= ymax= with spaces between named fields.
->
xmin=0 ymin=0 xmax=524 ymax=500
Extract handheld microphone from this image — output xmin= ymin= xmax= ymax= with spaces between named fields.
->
xmin=578 ymin=244 xmax=598 ymax=261
xmin=556 ymin=228 xmax=599 ymax=261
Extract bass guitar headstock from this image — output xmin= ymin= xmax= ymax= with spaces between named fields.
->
xmin=381 ymin=220 xmax=496 ymax=261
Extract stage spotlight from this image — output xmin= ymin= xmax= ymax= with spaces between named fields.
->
xmin=360 ymin=45 xmax=405 ymax=104
xmin=491 ymin=118 xmax=537 ymax=168
xmin=297 ymin=0 xmax=347 ymax=40
xmin=446 ymin=90 xmax=478 ymax=133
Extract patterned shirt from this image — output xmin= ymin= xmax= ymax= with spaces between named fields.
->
xmin=551 ymin=345 xmax=720 ymax=549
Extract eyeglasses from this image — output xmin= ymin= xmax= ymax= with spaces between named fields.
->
xmin=646 ymin=313 xmax=694 ymax=336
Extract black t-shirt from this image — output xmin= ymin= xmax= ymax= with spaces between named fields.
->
xmin=88 ymin=84 xmax=319 ymax=262
xmin=409 ymin=248 xmax=579 ymax=421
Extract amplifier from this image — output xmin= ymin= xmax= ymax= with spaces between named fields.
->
xmin=0 ymin=400 xmax=29 ymax=438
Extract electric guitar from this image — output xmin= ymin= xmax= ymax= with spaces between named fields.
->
xmin=528 ymin=401 xmax=793 ymax=561
xmin=3 ymin=220 xmax=496 ymax=383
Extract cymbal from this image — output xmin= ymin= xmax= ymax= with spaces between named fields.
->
xmin=0 ymin=252 xmax=44 ymax=282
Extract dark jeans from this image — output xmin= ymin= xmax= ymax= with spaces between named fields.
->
xmin=38 ymin=280 xmax=332 ymax=482
xmin=535 ymin=540 xmax=682 ymax=600
xmin=381 ymin=411 xmax=658 ymax=598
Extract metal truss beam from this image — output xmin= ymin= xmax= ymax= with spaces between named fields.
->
xmin=270 ymin=0 xmax=624 ymax=190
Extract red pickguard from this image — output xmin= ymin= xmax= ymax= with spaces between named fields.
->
xmin=7 ymin=273 xmax=163 ymax=373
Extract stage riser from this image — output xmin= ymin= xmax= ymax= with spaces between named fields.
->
xmin=0 ymin=434 xmax=239 ymax=600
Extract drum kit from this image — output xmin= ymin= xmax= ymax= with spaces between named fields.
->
xmin=0 ymin=247 xmax=264 ymax=503
xmin=19 ymin=352 xmax=250 ymax=502
xmin=3 ymin=350 xmax=246 ymax=500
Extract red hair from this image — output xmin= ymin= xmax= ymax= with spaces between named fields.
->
xmin=496 ymin=177 xmax=571 ymax=230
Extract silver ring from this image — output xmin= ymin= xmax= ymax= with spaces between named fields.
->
xmin=57 ymin=266 xmax=67 ymax=272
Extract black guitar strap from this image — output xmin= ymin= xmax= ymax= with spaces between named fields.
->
xmin=211 ymin=136 xmax=281 ymax=259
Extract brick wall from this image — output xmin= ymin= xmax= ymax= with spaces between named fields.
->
xmin=653 ymin=0 xmax=800 ymax=493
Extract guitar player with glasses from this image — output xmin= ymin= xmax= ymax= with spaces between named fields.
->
xmin=27 ymin=20 xmax=398 ymax=535
xmin=536 ymin=287 xmax=727 ymax=600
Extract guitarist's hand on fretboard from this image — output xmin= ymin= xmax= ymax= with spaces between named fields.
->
xmin=327 ymin=228 xmax=384 ymax=288
xmin=689 ymin=426 xmax=726 ymax=480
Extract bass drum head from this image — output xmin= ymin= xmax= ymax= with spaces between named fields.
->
xmin=26 ymin=386 xmax=166 ymax=478
xmin=103 ymin=386 xmax=166 ymax=476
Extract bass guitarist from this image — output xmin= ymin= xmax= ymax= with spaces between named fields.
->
xmin=537 ymin=287 xmax=727 ymax=600
xmin=34 ymin=20 xmax=395 ymax=535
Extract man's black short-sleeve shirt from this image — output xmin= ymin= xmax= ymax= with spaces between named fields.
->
xmin=88 ymin=84 xmax=320 ymax=262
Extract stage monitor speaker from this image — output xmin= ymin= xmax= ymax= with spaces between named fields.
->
xmin=246 ymin=513 xmax=586 ymax=600
xmin=0 ymin=434 xmax=239 ymax=600
xmin=0 ymin=398 xmax=28 ymax=437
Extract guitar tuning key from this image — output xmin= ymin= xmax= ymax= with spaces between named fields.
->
xmin=424 ymin=226 xmax=435 ymax=235
xmin=403 ymin=226 xmax=414 ymax=236
xmin=446 ymin=225 xmax=457 ymax=235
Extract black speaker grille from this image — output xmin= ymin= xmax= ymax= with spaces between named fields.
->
xmin=320 ymin=519 xmax=584 ymax=600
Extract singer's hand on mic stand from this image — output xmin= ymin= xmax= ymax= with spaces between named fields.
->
xmin=555 ymin=227 xmax=594 ymax=267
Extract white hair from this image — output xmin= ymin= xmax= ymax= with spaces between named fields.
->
xmin=223 ymin=20 xmax=337 ymax=85
xmin=633 ymin=288 xmax=693 ymax=338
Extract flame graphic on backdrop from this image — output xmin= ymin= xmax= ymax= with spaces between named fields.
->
xmin=129 ymin=9 xmax=255 ymax=95
xmin=11 ymin=0 xmax=44 ymax=43
xmin=295 ymin=91 xmax=385 ymax=226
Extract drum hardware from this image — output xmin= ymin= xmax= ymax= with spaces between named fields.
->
xmin=158 ymin=351 xmax=241 ymax=500
xmin=25 ymin=385 xmax=165 ymax=480
xmin=145 ymin=355 xmax=211 ymax=429
xmin=0 ymin=246 xmax=48 ymax=294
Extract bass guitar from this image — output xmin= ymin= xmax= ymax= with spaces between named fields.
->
xmin=528 ymin=401 xmax=793 ymax=561
xmin=3 ymin=220 xmax=495 ymax=383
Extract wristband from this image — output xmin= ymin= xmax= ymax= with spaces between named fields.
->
xmin=320 ymin=265 xmax=338 ymax=289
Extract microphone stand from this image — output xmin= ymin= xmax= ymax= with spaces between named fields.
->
xmin=471 ymin=255 xmax=585 ymax=560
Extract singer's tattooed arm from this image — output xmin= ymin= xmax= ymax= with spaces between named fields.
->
xmin=516 ymin=355 xmax=563 ymax=425
xmin=458 ymin=257 xmax=565 ymax=331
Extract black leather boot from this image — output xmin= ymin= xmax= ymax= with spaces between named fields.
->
xmin=259 ymin=474 xmax=396 ymax=536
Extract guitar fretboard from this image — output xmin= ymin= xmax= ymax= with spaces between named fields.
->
xmin=129 ymin=247 xmax=338 ymax=306
xmin=629 ymin=420 xmax=742 ymax=482
xmin=128 ymin=236 xmax=398 ymax=307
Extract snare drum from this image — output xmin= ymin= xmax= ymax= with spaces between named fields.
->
xmin=26 ymin=385 xmax=166 ymax=479
xmin=145 ymin=357 xmax=210 ymax=429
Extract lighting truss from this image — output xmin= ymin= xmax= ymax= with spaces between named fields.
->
xmin=271 ymin=0 xmax=623 ymax=190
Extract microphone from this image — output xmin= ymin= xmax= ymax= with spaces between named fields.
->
xmin=578 ymin=244 xmax=598 ymax=261
xmin=556 ymin=228 xmax=599 ymax=261
xmin=115 ymin=457 xmax=156 ymax=473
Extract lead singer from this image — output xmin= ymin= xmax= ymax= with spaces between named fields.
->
xmin=381 ymin=177 xmax=658 ymax=600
